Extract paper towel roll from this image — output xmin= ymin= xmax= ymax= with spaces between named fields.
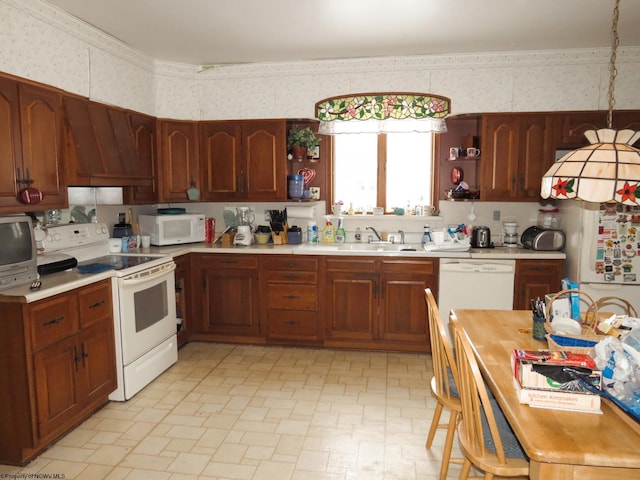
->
xmin=286 ymin=205 xmax=315 ymax=219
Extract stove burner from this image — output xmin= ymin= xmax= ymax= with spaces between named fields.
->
xmin=77 ymin=255 xmax=161 ymax=272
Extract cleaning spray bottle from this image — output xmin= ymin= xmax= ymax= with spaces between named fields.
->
xmin=321 ymin=216 xmax=335 ymax=243
xmin=335 ymin=217 xmax=346 ymax=243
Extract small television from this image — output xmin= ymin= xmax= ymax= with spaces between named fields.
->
xmin=0 ymin=215 xmax=38 ymax=291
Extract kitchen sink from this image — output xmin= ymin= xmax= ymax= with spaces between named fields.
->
xmin=338 ymin=243 xmax=419 ymax=252
xmin=294 ymin=243 xmax=421 ymax=254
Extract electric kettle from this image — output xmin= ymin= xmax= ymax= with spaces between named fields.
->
xmin=471 ymin=226 xmax=493 ymax=248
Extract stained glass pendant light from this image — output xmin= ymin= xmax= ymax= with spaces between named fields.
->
xmin=541 ymin=0 xmax=640 ymax=206
xmin=315 ymin=93 xmax=450 ymax=134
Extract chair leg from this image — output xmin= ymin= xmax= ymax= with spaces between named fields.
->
xmin=426 ymin=401 xmax=444 ymax=448
xmin=438 ymin=410 xmax=458 ymax=480
xmin=459 ymin=458 xmax=472 ymax=480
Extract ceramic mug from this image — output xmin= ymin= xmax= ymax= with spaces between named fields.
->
xmin=332 ymin=204 xmax=342 ymax=215
xmin=467 ymin=147 xmax=481 ymax=158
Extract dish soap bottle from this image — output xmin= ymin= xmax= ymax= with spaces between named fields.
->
xmin=321 ymin=218 xmax=335 ymax=243
xmin=421 ymin=225 xmax=432 ymax=246
xmin=335 ymin=217 xmax=346 ymax=243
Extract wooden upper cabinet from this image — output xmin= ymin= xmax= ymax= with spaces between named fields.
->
xmin=200 ymin=119 xmax=286 ymax=201
xmin=64 ymin=95 xmax=154 ymax=186
xmin=480 ymin=113 xmax=555 ymax=201
xmin=0 ymin=78 xmax=66 ymax=212
xmin=243 ymin=120 xmax=287 ymax=201
xmin=158 ymin=120 xmax=199 ymax=202
xmin=558 ymin=111 xmax=608 ymax=148
xmin=124 ymin=112 xmax=158 ymax=204
xmin=200 ymin=121 xmax=241 ymax=201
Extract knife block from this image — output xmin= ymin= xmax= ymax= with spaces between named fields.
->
xmin=271 ymin=222 xmax=288 ymax=244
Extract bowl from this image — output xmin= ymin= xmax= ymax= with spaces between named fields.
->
xmin=254 ymin=232 xmax=271 ymax=245
xmin=551 ymin=317 xmax=582 ymax=335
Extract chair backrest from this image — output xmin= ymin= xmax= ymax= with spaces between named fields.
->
xmin=425 ymin=288 xmax=459 ymax=401
xmin=449 ymin=313 xmax=510 ymax=463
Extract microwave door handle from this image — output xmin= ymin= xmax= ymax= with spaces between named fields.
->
xmin=120 ymin=263 xmax=176 ymax=286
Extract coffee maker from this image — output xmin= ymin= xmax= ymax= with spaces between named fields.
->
xmin=502 ymin=221 xmax=519 ymax=247
xmin=233 ymin=207 xmax=254 ymax=246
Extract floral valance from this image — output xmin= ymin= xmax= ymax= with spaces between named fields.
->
xmin=315 ymin=92 xmax=450 ymax=134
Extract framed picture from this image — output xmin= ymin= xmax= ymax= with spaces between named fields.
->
xmin=310 ymin=145 xmax=320 ymax=160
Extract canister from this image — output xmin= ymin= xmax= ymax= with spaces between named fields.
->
xmin=307 ymin=220 xmax=317 ymax=243
xmin=288 ymin=174 xmax=304 ymax=199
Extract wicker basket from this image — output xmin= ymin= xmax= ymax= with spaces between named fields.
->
xmin=544 ymin=289 xmax=601 ymax=354
xmin=587 ymin=296 xmax=638 ymax=318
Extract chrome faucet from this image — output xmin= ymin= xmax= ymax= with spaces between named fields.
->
xmin=397 ymin=230 xmax=405 ymax=244
xmin=366 ymin=226 xmax=383 ymax=242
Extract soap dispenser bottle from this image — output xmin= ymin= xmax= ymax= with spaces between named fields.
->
xmin=421 ymin=225 xmax=432 ymax=245
xmin=335 ymin=217 xmax=346 ymax=243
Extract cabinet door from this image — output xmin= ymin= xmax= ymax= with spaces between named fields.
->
xmin=514 ymin=259 xmax=565 ymax=310
xmin=243 ymin=120 xmax=286 ymax=201
xmin=159 ymin=120 xmax=199 ymax=202
xmin=125 ymin=113 xmax=158 ymax=203
xmin=78 ymin=319 xmax=117 ymax=407
xmin=33 ymin=336 xmax=81 ymax=439
xmin=199 ymin=121 xmax=242 ymax=201
xmin=480 ymin=115 xmax=520 ymax=200
xmin=325 ymin=270 xmax=377 ymax=342
xmin=0 ymin=77 xmax=23 ymax=208
xmin=378 ymin=260 xmax=436 ymax=347
xmin=199 ymin=258 xmax=261 ymax=337
xmin=559 ymin=111 xmax=608 ymax=148
xmin=518 ymin=114 xmax=556 ymax=200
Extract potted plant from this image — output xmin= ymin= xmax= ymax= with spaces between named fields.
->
xmin=287 ymin=127 xmax=321 ymax=160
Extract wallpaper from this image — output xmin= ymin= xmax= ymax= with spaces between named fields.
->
xmin=2 ymin=0 xmax=640 ymax=122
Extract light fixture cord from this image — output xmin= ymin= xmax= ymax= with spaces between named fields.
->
xmin=607 ymin=0 xmax=620 ymax=129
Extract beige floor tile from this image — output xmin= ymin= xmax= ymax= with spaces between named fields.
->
xmin=9 ymin=343 xmax=463 ymax=479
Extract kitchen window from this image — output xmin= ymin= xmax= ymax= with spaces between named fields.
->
xmin=333 ymin=132 xmax=434 ymax=213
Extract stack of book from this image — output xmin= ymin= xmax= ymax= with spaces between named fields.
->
xmin=511 ymin=349 xmax=602 ymax=413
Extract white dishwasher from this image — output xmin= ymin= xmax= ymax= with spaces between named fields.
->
xmin=438 ymin=258 xmax=516 ymax=321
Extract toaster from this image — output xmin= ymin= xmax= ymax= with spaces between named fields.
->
xmin=520 ymin=226 xmax=566 ymax=251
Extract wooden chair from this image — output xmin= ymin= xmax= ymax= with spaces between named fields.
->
xmin=424 ymin=288 xmax=463 ymax=480
xmin=449 ymin=313 xmax=529 ymax=480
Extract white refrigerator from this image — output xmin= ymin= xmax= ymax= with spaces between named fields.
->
xmin=562 ymin=201 xmax=640 ymax=315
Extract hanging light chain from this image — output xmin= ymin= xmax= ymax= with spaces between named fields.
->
xmin=607 ymin=0 xmax=620 ymax=129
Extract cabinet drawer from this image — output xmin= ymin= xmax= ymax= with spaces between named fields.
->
xmin=325 ymin=258 xmax=377 ymax=273
xmin=266 ymin=284 xmax=317 ymax=310
xmin=267 ymin=310 xmax=319 ymax=338
xmin=382 ymin=259 xmax=436 ymax=275
xmin=201 ymin=254 xmax=258 ymax=269
xmin=261 ymin=256 xmax=318 ymax=271
xmin=78 ymin=280 xmax=112 ymax=328
xmin=265 ymin=270 xmax=317 ymax=283
xmin=29 ymin=295 xmax=79 ymax=351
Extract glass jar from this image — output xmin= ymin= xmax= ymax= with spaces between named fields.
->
xmin=537 ymin=208 xmax=562 ymax=229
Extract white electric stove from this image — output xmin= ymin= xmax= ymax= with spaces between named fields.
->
xmin=39 ymin=223 xmax=178 ymax=401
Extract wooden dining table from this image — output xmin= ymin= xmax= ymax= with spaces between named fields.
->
xmin=452 ymin=309 xmax=640 ymax=480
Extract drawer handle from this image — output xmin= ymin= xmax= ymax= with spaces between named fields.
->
xmin=43 ymin=315 xmax=64 ymax=327
xmin=284 ymin=320 xmax=301 ymax=325
xmin=283 ymin=295 xmax=300 ymax=300
xmin=89 ymin=300 xmax=105 ymax=309
xmin=282 ymin=275 xmax=301 ymax=280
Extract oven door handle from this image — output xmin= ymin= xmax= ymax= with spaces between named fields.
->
xmin=120 ymin=262 xmax=176 ymax=286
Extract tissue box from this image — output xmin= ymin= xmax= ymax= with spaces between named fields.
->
xmin=561 ymin=278 xmax=581 ymax=319
xmin=546 ymin=293 xmax=571 ymax=320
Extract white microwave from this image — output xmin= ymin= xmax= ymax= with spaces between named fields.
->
xmin=138 ymin=213 xmax=206 ymax=246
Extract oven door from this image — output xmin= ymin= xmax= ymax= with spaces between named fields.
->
xmin=117 ymin=261 xmax=177 ymax=365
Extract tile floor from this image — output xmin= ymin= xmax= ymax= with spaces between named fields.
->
xmin=1 ymin=342 xmax=464 ymax=480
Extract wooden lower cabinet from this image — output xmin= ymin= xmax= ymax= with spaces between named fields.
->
xmin=261 ymin=256 xmax=321 ymax=344
xmin=324 ymin=257 xmax=437 ymax=352
xmin=191 ymin=254 xmax=263 ymax=343
xmin=0 ymin=279 xmax=116 ymax=466
xmin=514 ymin=259 xmax=565 ymax=310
